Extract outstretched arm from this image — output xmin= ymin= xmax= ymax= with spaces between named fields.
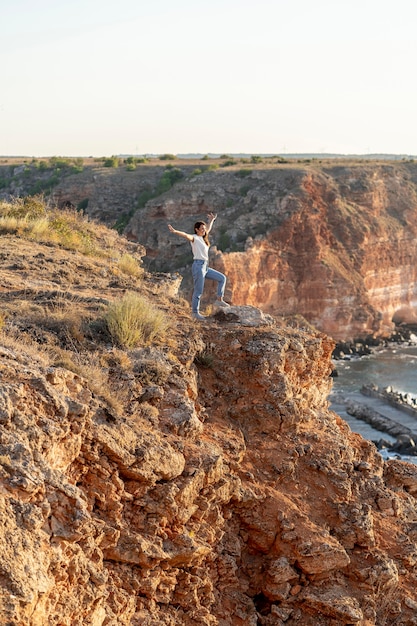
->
xmin=168 ymin=224 xmax=194 ymax=242
xmin=206 ymin=212 xmax=217 ymax=234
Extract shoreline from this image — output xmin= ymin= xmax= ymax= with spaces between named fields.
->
xmin=330 ymin=336 xmax=417 ymax=462
xmin=332 ymin=325 xmax=417 ymax=360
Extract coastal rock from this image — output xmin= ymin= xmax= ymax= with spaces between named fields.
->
xmin=1 ymin=231 xmax=417 ymax=625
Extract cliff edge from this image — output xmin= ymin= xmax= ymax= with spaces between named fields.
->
xmin=0 ymin=222 xmax=417 ymax=625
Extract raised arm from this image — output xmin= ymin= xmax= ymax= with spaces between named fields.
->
xmin=206 ymin=212 xmax=217 ymax=234
xmin=168 ymin=224 xmax=194 ymax=242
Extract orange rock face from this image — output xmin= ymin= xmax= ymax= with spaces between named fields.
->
xmin=1 ymin=294 xmax=417 ymax=625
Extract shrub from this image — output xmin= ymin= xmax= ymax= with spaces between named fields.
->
xmin=29 ymin=175 xmax=60 ymax=195
xmin=105 ymin=292 xmax=168 ymax=349
xmin=117 ymin=253 xmax=143 ymax=278
xmin=194 ymin=349 xmax=214 ymax=368
xmin=137 ymin=189 xmax=154 ymax=209
xmin=49 ymin=211 xmax=94 ymax=254
xmin=103 ymin=156 xmax=120 ymax=168
xmin=77 ymin=198 xmax=89 ymax=211
xmin=159 ymin=154 xmax=176 ymax=161
xmin=156 ymin=167 xmax=184 ymax=194
xmin=236 ymin=169 xmax=252 ymax=178
xmin=0 ymin=195 xmax=47 ymax=220
xmin=38 ymin=157 xmax=83 ymax=173
xmin=217 ymin=230 xmax=231 ymax=251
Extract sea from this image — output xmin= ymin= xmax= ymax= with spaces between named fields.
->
xmin=329 ymin=342 xmax=417 ymax=464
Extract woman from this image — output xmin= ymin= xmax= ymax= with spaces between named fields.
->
xmin=168 ymin=212 xmax=229 ymax=320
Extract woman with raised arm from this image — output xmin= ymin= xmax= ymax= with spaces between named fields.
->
xmin=168 ymin=212 xmax=230 ymax=320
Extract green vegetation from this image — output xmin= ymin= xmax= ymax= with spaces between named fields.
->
xmin=221 ymin=159 xmax=238 ymax=167
xmin=217 ymin=230 xmax=231 ymax=251
xmin=0 ymin=157 xmax=85 ymax=196
xmin=159 ymin=154 xmax=176 ymax=161
xmin=239 ymin=184 xmax=251 ymax=196
xmin=156 ymin=167 xmax=184 ymax=193
xmin=124 ymin=156 xmax=149 ymax=170
xmin=137 ymin=189 xmax=155 ymax=209
xmin=77 ymin=198 xmax=89 ymax=211
xmin=31 ymin=157 xmax=84 ymax=173
xmin=236 ymin=169 xmax=252 ymax=178
xmin=103 ymin=156 xmax=120 ymax=168
xmin=105 ymin=292 xmax=168 ymax=348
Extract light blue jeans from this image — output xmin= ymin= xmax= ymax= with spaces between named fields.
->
xmin=192 ymin=260 xmax=226 ymax=313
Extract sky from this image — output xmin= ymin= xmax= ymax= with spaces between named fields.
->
xmin=2 ymin=0 xmax=417 ymax=157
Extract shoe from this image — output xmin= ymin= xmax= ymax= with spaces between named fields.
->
xmin=192 ymin=312 xmax=207 ymax=321
xmin=214 ymin=299 xmax=230 ymax=308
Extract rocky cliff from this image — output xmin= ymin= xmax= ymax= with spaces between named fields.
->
xmin=123 ymin=161 xmax=417 ymax=342
xmin=3 ymin=158 xmax=417 ymax=342
xmin=1 ymin=228 xmax=417 ymax=625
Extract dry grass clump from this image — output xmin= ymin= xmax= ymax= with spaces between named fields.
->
xmin=0 ymin=195 xmax=47 ymax=220
xmin=0 ymin=196 xmax=120 ymax=257
xmin=0 ymin=311 xmax=6 ymax=332
xmin=117 ymin=253 xmax=144 ymax=278
xmin=105 ymin=292 xmax=169 ymax=349
xmin=38 ymin=291 xmax=89 ymax=345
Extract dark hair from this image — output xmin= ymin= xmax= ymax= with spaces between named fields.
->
xmin=194 ymin=221 xmax=209 ymax=246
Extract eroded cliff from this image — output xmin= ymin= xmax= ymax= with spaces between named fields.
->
xmin=123 ymin=161 xmax=417 ymax=341
xmin=1 ymin=233 xmax=417 ymax=625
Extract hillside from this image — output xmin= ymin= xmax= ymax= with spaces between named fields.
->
xmin=1 ymin=203 xmax=417 ymax=625
xmin=2 ymin=156 xmax=416 ymax=342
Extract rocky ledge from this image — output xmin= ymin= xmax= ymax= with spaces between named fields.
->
xmin=1 ymin=232 xmax=417 ymax=625
xmin=1 ymin=302 xmax=417 ymax=624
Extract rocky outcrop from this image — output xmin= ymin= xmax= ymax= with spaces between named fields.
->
xmin=2 ymin=243 xmax=417 ymax=626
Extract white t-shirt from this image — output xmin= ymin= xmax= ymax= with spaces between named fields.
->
xmin=190 ymin=235 xmax=209 ymax=261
